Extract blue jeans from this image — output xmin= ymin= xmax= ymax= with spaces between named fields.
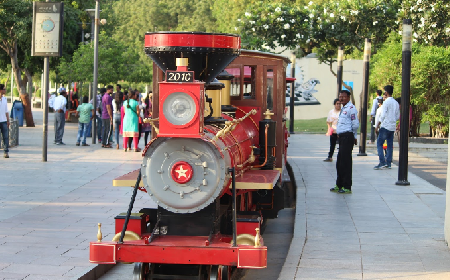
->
xmin=377 ymin=127 xmax=394 ymax=165
xmin=77 ymin=123 xmax=89 ymax=144
xmin=0 ymin=121 xmax=9 ymax=153
xmin=114 ymin=115 xmax=121 ymax=146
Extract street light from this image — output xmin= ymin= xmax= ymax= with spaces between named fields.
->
xmin=396 ymin=19 xmax=412 ymax=186
xmin=85 ymin=9 xmax=96 ymax=42
xmin=88 ymin=4 xmax=100 ymax=144
xmin=86 ymin=4 xmax=105 ymax=145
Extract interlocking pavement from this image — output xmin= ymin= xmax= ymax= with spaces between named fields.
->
xmin=0 ymin=108 xmax=155 ymax=279
xmin=279 ymin=134 xmax=450 ymax=280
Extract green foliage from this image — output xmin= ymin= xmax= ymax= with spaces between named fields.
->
xmin=237 ymin=0 xmax=401 ymax=63
xmin=213 ymin=0 xmax=253 ymax=33
xmin=13 ymin=88 xmax=19 ymax=97
xmin=58 ymin=31 xmax=141 ymax=84
xmin=370 ymin=32 xmax=450 ymax=137
xmin=35 ymin=89 xmax=41 ymax=98
xmin=400 ymin=0 xmax=450 ymax=47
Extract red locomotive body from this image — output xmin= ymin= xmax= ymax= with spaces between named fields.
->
xmin=89 ymin=32 xmax=295 ymax=279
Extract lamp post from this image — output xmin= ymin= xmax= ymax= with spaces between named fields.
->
xmin=85 ymin=8 xmax=97 ymax=144
xmin=396 ymin=19 xmax=412 ymax=186
xmin=92 ymin=3 xmax=100 ymax=145
xmin=336 ymin=46 xmax=344 ymax=98
xmin=289 ymin=52 xmax=295 ymax=134
xmin=358 ymin=39 xmax=371 ymax=156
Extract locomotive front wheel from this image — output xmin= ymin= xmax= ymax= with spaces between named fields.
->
xmin=132 ymin=262 xmax=149 ymax=280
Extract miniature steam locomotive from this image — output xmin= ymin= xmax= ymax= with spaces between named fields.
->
xmin=89 ymin=32 xmax=295 ymax=280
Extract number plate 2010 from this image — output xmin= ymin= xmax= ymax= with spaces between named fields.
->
xmin=166 ymin=71 xmax=194 ymax=83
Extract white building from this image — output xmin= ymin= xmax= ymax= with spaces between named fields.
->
xmin=284 ymin=53 xmax=364 ymax=120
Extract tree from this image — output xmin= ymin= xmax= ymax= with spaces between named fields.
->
xmin=58 ymin=31 xmax=140 ymax=84
xmin=0 ymin=0 xmax=85 ymax=126
xmin=237 ymin=0 xmax=400 ymax=68
xmin=370 ymin=33 xmax=450 ymax=137
xmin=0 ymin=0 xmax=35 ymax=126
xmin=400 ymin=0 xmax=450 ymax=47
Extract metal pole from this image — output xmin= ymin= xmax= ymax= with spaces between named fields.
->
xmin=396 ymin=19 xmax=412 ymax=186
xmin=358 ymin=39 xmax=371 ymax=156
xmin=229 ymin=167 xmax=237 ymax=247
xmin=289 ymin=53 xmax=295 ymax=134
xmin=42 ymin=57 xmax=49 ymax=162
xmin=336 ymin=47 xmax=344 ymax=98
xmin=41 ymin=71 xmax=44 ymax=109
xmin=92 ymin=1 xmax=99 ymax=145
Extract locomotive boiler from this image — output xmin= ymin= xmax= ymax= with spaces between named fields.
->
xmin=89 ymin=32 xmax=295 ymax=280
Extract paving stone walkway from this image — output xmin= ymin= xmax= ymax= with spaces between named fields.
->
xmin=279 ymin=134 xmax=450 ymax=280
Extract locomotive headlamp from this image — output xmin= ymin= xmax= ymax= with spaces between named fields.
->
xmin=163 ymin=92 xmax=197 ymax=126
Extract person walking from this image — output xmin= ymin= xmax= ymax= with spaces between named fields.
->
xmin=330 ymin=90 xmax=359 ymax=194
xmin=324 ymin=98 xmax=340 ymax=162
xmin=142 ymin=93 xmax=152 ymax=146
xmin=370 ymin=90 xmax=383 ymax=143
xmin=0 ymin=84 xmax=10 ymax=158
xmin=75 ymin=96 xmax=94 ymax=146
xmin=53 ymin=87 xmax=67 ymax=145
xmin=101 ymin=85 xmax=114 ymax=148
xmin=112 ymin=91 xmax=123 ymax=149
xmin=374 ymin=85 xmax=400 ymax=170
xmin=123 ymin=90 xmax=141 ymax=152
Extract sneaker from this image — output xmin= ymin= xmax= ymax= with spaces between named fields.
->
xmin=338 ymin=188 xmax=352 ymax=194
xmin=76 ymin=143 xmax=80 ymax=146
xmin=330 ymin=186 xmax=340 ymax=192
xmin=323 ymin=158 xmax=333 ymax=162
xmin=374 ymin=164 xmax=386 ymax=170
xmin=4 ymin=153 xmax=9 ymax=158
xmin=56 ymin=142 xmax=66 ymax=145
xmin=385 ymin=164 xmax=391 ymax=169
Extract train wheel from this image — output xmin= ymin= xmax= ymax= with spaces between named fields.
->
xmin=210 ymin=265 xmax=220 ymax=280
xmin=132 ymin=262 xmax=149 ymax=280
xmin=221 ymin=266 xmax=231 ymax=280
xmin=210 ymin=265 xmax=231 ymax=280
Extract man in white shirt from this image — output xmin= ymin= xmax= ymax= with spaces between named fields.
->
xmin=374 ymin=85 xmax=400 ymax=169
xmin=369 ymin=90 xmax=383 ymax=143
xmin=0 ymin=84 xmax=10 ymax=158
xmin=53 ymin=88 xmax=68 ymax=145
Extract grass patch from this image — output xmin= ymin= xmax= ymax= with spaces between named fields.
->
xmin=286 ymin=118 xmax=371 ymax=134
xmin=287 ymin=118 xmax=431 ymax=135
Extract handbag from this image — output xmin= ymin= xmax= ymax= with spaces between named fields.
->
xmin=326 ymin=126 xmax=334 ymax=136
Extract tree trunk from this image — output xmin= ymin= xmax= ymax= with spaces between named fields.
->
xmin=27 ymin=73 xmax=33 ymax=102
xmin=11 ymin=54 xmax=35 ymax=127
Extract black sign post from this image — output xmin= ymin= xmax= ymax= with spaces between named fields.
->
xmin=32 ymin=1 xmax=64 ymax=162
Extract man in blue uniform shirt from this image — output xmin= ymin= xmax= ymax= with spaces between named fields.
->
xmin=330 ymin=90 xmax=359 ymax=194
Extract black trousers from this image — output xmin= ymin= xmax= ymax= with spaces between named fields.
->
xmin=328 ymin=133 xmax=338 ymax=158
xmin=336 ymin=132 xmax=354 ymax=190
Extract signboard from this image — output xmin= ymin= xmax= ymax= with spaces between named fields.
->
xmin=31 ymin=2 xmax=64 ymax=57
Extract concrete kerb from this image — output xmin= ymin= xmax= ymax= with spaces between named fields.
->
xmin=74 ymin=264 xmax=115 ymax=280
xmin=278 ymin=159 xmax=307 ymax=280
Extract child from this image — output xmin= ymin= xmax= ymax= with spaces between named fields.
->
xmin=75 ymin=96 xmax=95 ymax=146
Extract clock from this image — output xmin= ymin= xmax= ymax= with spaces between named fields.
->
xmin=41 ymin=18 xmax=55 ymax=32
